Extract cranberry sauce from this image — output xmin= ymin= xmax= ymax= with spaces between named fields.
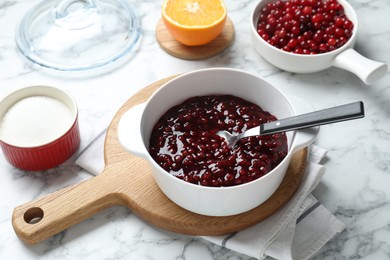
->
xmin=256 ymin=0 xmax=354 ymax=54
xmin=148 ymin=95 xmax=288 ymax=187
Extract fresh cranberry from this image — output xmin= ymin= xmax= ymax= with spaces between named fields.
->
xmin=311 ymin=13 xmax=323 ymax=23
xmin=287 ymin=38 xmax=298 ymax=48
xmin=302 ymin=6 xmax=313 ymax=15
xmin=148 ymin=95 xmax=288 ymax=187
xmin=256 ymin=0 xmax=354 ymax=54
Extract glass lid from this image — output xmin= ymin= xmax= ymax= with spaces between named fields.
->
xmin=16 ymin=0 xmax=141 ymax=71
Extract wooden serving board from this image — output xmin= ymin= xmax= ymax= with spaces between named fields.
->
xmin=12 ymin=76 xmax=307 ymax=245
xmin=156 ymin=17 xmax=235 ymax=60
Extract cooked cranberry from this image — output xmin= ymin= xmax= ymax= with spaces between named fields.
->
xmin=148 ymin=95 xmax=288 ymax=187
xmin=256 ymin=0 xmax=354 ymax=54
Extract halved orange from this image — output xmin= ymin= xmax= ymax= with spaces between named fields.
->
xmin=162 ymin=0 xmax=227 ymax=46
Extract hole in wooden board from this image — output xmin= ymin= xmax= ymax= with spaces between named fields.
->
xmin=24 ymin=207 xmax=44 ymax=224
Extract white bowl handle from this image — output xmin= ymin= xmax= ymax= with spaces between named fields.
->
xmin=333 ymin=48 xmax=388 ymax=85
xmin=117 ymin=103 xmax=148 ymax=158
xmin=287 ymin=95 xmax=320 ymax=151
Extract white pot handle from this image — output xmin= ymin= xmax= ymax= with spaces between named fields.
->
xmin=287 ymin=95 xmax=320 ymax=151
xmin=117 ymin=103 xmax=148 ymax=158
xmin=333 ymin=48 xmax=388 ymax=85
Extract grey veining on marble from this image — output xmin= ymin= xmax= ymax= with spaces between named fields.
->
xmin=0 ymin=0 xmax=389 ymax=259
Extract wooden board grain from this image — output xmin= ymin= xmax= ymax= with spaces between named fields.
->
xmin=12 ymin=76 xmax=307 ymax=245
xmin=156 ymin=18 xmax=235 ymax=60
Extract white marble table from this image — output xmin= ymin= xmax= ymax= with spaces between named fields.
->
xmin=0 ymin=0 xmax=389 ymax=259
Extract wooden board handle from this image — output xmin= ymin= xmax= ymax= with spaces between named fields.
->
xmin=11 ymin=168 xmax=123 ymax=244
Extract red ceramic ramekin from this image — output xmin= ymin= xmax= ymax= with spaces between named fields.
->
xmin=0 ymin=86 xmax=80 ymax=171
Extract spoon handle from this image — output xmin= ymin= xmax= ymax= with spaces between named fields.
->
xmin=260 ymin=101 xmax=365 ymax=135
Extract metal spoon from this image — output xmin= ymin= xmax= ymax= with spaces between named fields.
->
xmin=216 ymin=101 xmax=365 ymax=148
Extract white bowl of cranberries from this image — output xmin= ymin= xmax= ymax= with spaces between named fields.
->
xmin=118 ymin=68 xmax=318 ymax=216
xmin=250 ymin=0 xmax=387 ymax=84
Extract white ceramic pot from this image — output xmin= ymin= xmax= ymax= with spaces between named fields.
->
xmin=118 ymin=68 xmax=318 ymax=216
xmin=250 ymin=0 xmax=388 ymax=84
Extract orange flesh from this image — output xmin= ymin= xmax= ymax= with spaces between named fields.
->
xmin=163 ymin=0 xmax=226 ymax=27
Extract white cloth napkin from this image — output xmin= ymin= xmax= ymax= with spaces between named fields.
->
xmin=75 ymin=130 xmax=345 ymax=260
